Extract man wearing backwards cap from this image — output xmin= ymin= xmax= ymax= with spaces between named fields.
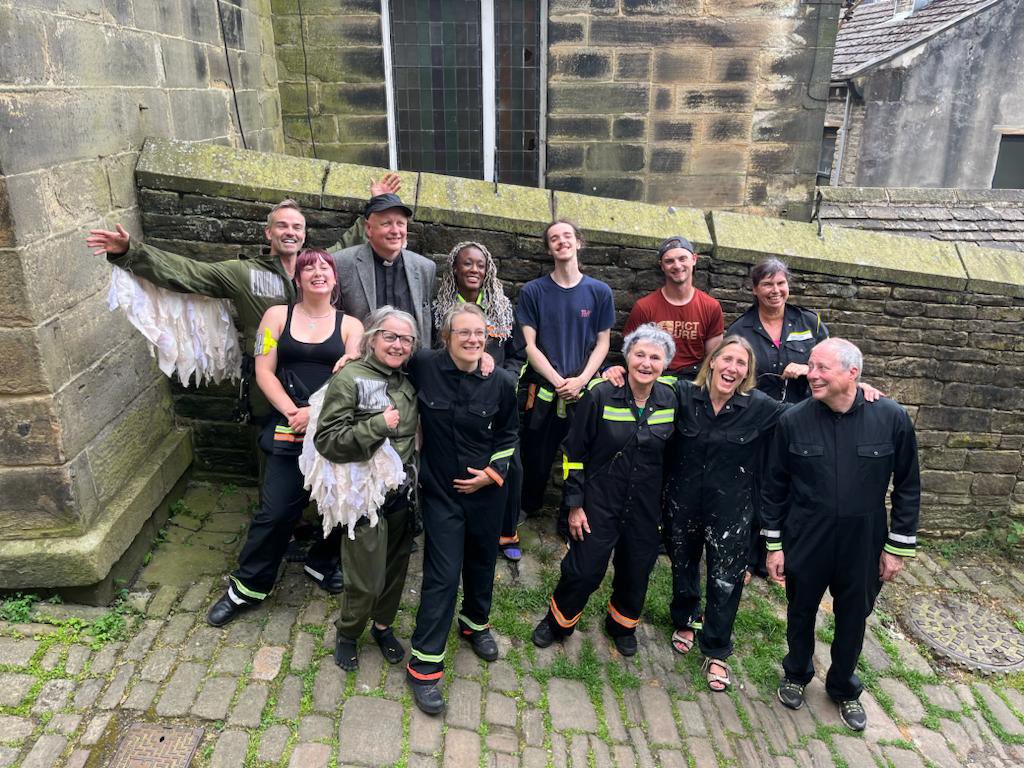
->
xmin=332 ymin=193 xmax=437 ymax=343
xmin=622 ymin=236 xmax=723 ymax=381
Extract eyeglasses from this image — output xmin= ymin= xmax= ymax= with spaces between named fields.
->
xmin=379 ymin=330 xmax=415 ymax=347
xmin=451 ymin=328 xmax=486 ymax=340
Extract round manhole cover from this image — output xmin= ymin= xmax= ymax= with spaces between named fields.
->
xmin=904 ymin=590 xmax=1024 ymax=673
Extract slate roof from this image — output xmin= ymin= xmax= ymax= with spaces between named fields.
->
xmin=832 ymin=0 xmax=1006 ymax=78
xmin=817 ymin=187 xmax=1024 ymax=253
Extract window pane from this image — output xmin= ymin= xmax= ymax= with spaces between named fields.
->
xmin=495 ymin=0 xmax=541 ymax=186
xmin=993 ymin=135 xmax=1024 ymax=189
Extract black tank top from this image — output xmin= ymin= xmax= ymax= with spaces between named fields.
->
xmin=276 ymin=304 xmax=346 ymax=396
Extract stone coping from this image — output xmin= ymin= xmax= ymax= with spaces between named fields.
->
xmin=136 ymin=139 xmax=1024 ymax=297
xmin=819 ymin=185 xmax=1024 ymax=205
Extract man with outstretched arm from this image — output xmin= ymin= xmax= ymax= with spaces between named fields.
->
xmin=761 ymin=338 xmax=920 ymax=732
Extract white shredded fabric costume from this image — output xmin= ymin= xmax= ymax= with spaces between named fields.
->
xmin=299 ymin=386 xmax=407 ymax=539
xmin=107 ymin=267 xmax=242 ymax=386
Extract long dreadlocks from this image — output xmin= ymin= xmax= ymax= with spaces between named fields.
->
xmin=432 ymin=241 xmax=515 ymax=340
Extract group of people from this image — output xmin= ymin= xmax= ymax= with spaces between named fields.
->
xmin=86 ymin=180 xmax=920 ymax=730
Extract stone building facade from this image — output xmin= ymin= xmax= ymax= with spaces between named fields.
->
xmin=0 ymin=0 xmax=283 ymax=595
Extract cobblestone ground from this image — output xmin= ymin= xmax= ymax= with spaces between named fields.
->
xmin=3 ymin=482 xmax=1024 ymax=767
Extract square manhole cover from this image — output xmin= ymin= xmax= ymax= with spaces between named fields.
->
xmin=109 ymin=723 xmax=203 ymax=767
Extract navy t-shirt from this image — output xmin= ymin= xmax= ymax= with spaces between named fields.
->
xmin=516 ymin=274 xmax=615 ymax=377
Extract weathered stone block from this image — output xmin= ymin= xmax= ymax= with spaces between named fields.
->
xmin=972 ymin=474 xmax=1017 ymax=497
xmin=549 ymin=18 xmax=585 ymax=44
xmin=649 ymin=174 xmax=745 ymax=208
xmin=585 ymin=143 xmax=645 ymax=172
xmin=417 ymin=173 xmax=552 ymax=236
xmin=277 ymin=46 xmax=384 ymax=85
xmin=613 ymin=117 xmax=646 ymax=140
xmin=679 ymin=86 xmax=753 ymax=112
xmin=48 ymin=19 xmax=163 ymax=88
xmin=304 ymin=14 xmax=380 ymax=46
xmin=653 ymin=51 xmax=709 ymax=83
xmin=0 ymin=6 xmax=48 ymax=85
xmin=549 ymin=83 xmax=649 ymax=114
xmin=920 ymin=470 xmax=973 ymax=495
xmin=653 ymin=120 xmax=695 ymax=142
xmin=318 ymin=82 xmax=386 ymax=115
xmin=160 ymin=37 xmax=210 ymax=89
xmin=650 ymin=149 xmax=686 ymax=174
xmin=706 ymin=115 xmax=752 ymax=143
xmin=615 ymin=52 xmax=651 ymax=80
xmin=554 ymin=191 xmax=709 ymax=250
xmin=0 ymin=394 xmax=63 ymax=466
xmin=551 ymin=51 xmax=612 ymax=79
xmin=547 ymin=145 xmax=585 ymax=172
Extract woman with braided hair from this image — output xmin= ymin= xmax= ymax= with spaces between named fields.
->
xmin=432 ymin=242 xmax=527 ymax=560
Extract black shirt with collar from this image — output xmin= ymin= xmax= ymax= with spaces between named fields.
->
xmin=373 ymin=250 xmax=414 ymax=317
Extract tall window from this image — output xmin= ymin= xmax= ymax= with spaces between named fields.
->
xmin=818 ymin=127 xmax=838 ymax=185
xmin=384 ymin=0 xmax=543 ymax=185
xmin=992 ymin=134 xmax=1024 ymax=189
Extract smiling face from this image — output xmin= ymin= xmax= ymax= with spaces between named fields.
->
xmin=626 ymin=341 xmax=667 ymax=389
xmin=297 ymin=253 xmax=336 ymax=299
xmin=707 ymin=342 xmax=750 ymax=399
xmin=371 ymin=316 xmax=416 ymax=369
xmin=753 ymin=271 xmax=790 ymax=312
xmin=366 ymin=209 xmax=409 ymax=260
xmin=446 ymin=310 xmax=487 ymax=368
xmin=545 ymin=222 xmax=580 ymax=263
xmin=807 ymin=343 xmax=858 ymax=408
xmin=660 ymin=247 xmax=696 ymax=287
xmin=453 ymin=246 xmax=487 ymax=296
xmin=265 ymin=207 xmax=306 ymax=258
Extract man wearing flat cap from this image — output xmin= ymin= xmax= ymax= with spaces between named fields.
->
xmin=623 ymin=236 xmax=723 ymax=381
xmin=332 ymin=193 xmax=437 ymax=342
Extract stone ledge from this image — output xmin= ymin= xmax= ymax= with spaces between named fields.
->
xmin=711 ymin=211 xmax=968 ymax=291
xmin=0 ymin=429 xmax=192 ymax=588
xmin=554 ymin=191 xmax=711 ymax=250
xmin=957 ymin=243 xmax=1024 ymax=299
xmin=322 ymin=163 xmax=418 ymax=213
xmin=417 ymin=173 xmax=552 ymax=237
xmin=136 ymin=138 xmax=327 ymax=208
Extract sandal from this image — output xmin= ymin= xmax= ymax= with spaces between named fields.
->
xmin=334 ymin=635 xmax=358 ymax=672
xmin=370 ymin=624 xmax=406 ymax=665
xmin=701 ymin=657 xmax=731 ymax=692
xmin=671 ymin=629 xmax=695 ymax=655
xmin=501 ymin=544 xmax=522 ymax=562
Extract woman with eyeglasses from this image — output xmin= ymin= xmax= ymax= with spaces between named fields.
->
xmin=404 ymin=303 xmax=519 ymax=715
xmin=314 ymin=306 xmax=419 ymax=673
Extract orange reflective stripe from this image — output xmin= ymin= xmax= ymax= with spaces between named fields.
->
xmin=273 ymin=433 xmax=303 ymax=443
xmin=549 ymin=597 xmax=582 ymax=629
xmin=498 ymin=534 xmax=520 ymax=545
xmin=607 ymin=601 xmax=640 ymax=628
xmin=406 ymin=665 xmax=444 ymax=682
xmin=483 ymin=466 xmax=504 ymax=487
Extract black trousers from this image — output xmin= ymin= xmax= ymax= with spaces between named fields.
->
xmin=544 ymin=507 xmax=660 ymax=639
xmin=668 ymin=500 xmax=751 ymax=660
xmin=230 ymin=452 xmax=340 ymax=602
xmin=407 ymin=485 xmax=504 ymax=684
xmin=499 ymin=448 xmax=523 ymax=545
xmin=782 ymin=525 xmax=883 ymax=702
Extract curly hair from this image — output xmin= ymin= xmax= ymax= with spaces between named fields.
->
xmin=432 ymin=241 xmax=514 ymax=340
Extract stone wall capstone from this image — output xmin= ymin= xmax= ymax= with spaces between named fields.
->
xmin=132 ymin=139 xmax=1024 ymax=539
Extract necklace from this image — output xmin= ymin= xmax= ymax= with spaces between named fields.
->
xmin=299 ymin=305 xmax=332 ymax=330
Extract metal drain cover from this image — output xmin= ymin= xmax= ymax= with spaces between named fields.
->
xmin=110 ymin=723 xmax=203 ymax=767
xmin=904 ymin=590 xmax=1024 ymax=673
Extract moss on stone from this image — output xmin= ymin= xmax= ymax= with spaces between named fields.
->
xmin=956 ymin=243 xmax=1024 ymax=298
xmin=321 ymin=162 xmax=418 ymax=213
xmin=416 ymin=172 xmax=552 ymax=236
xmin=553 ymin=190 xmax=710 ymax=250
xmin=135 ymin=138 xmax=327 ymax=207
xmin=711 ymin=211 xmax=968 ymax=291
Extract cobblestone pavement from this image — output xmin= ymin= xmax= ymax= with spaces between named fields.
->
xmin=3 ymin=482 xmax=1024 ymax=767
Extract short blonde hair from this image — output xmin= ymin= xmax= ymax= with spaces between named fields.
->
xmin=694 ymin=335 xmax=758 ymax=395
xmin=440 ymin=303 xmax=487 ymax=343
xmin=360 ymin=306 xmax=418 ymax=360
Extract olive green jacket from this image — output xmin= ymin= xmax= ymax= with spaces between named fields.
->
xmin=107 ymin=242 xmax=295 ymax=355
xmin=314 ymin=356 xmax=417 ymax=465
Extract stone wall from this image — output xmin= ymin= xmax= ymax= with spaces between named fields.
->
xmin=133 ymin=139 xmax=1024 ymax=538
xmin=271 ymin=0 xmax=388 ymax=164
xmin=0 ymin=1 xmax=284 ymax=590
xmin=818 ymin=187 xmax=1024 ymax=254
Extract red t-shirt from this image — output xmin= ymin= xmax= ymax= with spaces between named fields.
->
xmin=623 ymin=288 xmax=724 ymax=370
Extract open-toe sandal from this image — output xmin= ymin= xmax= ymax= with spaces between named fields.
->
xmin=701 ymin=657 xmax=731 ymax=692
xmin=371 ymin=625 xmax=406 ymax=665
xmin=671 ymin=629 xmax=695 ymax=655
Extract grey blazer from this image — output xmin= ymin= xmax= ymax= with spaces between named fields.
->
xmin=331 ymin=243 xmax=437 ymax=343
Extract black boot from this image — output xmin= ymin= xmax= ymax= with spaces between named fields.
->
xmin=408 ymin=679 xmax=445 ymax=715
xmin=206 ymin=591 xmax=255 ymax=627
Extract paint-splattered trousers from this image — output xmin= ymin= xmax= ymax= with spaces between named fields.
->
xmin=667 ymin=500 xmax=752 ymax=660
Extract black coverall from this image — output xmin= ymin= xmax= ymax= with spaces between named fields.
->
xmin=405 ymin=350 xmax=519 ymax=685
xmin=761 ymin=392 xmax=920 ymax=701
xmin=542 ymin=380 xmax=676 ymax=639
xmin=665 ymin=382 xmax=784 ymax=660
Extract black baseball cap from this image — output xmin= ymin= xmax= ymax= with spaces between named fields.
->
xmin=364 ymin=193 xmax=413 ymax=218
xmin=657 ymin=235 xmax=695 ymax=258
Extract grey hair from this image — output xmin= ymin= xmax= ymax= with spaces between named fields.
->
xmin=360 ymin=305 xmax=419 ymax=359
xmin=622 ymin=323 xmax=676 ymax=366
xmin=267 ymin=198 xmax=304 ymax=227
xmin=749 ymin=256 xmax=791 ymax=287
xmin=816 ymin=338 xmax=863 ymax=380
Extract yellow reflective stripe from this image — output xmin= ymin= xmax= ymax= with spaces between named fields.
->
xmin=254 ymin=327 xmax=278 ymax=356
xmin=490 ymin=447 xmax=514 ymax=462
xmin=537 ymin=387 xmax=554 ymax=402
xmin=587 ymin=377 xmax=604 ymax=390
xmin=657 ymin=375 xmax=677 ymax=385
xmin=556 ymin=398 xmax=567 ymax=418
xmin=766 ymin=542 xmax=783 ymax=552
xmin=458 ymin=613 xmax=489 ymax=632
xmin=410 ymin=647 xmax=446 ymax=663
xmin=883 ymin=544 xmax=916 ymax=558
xmin=602 ymin=405 xmax=635 ymax=422
xmin=230 ymin=575 xmax=267 ymax=600
xmin=786 ymin=330 xmax=813 ymax=341
xmin=647 ymin=408 xmax=675 ymax=425
xmin=562 ymin=454 xmax=583 ymax=480
xmin=274 ymin=425 xmax=296 ymax=434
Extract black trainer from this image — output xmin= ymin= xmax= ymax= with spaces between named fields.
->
xmin=408 ymin=679 xmax=445 ymax=715
xmin=613 ymin=633 xmax=638 ymax=657
xmin=532 ymin=619 xmax=555 ymax=649
xmin=463 ymin=629 xmax=499 ymax=662
xmin=838 ymin=698 xmax=867 ymax=731
xmin=304 ymin=562 xmax=343 ymax=594
xmin=206 ymin=590 xmax=255 ymax=627
xmin=777 ymin=679 xmax=806 ymax=710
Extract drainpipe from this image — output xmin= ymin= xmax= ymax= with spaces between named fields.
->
xmin=834 ymin=80 xmax=853 ymax=186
